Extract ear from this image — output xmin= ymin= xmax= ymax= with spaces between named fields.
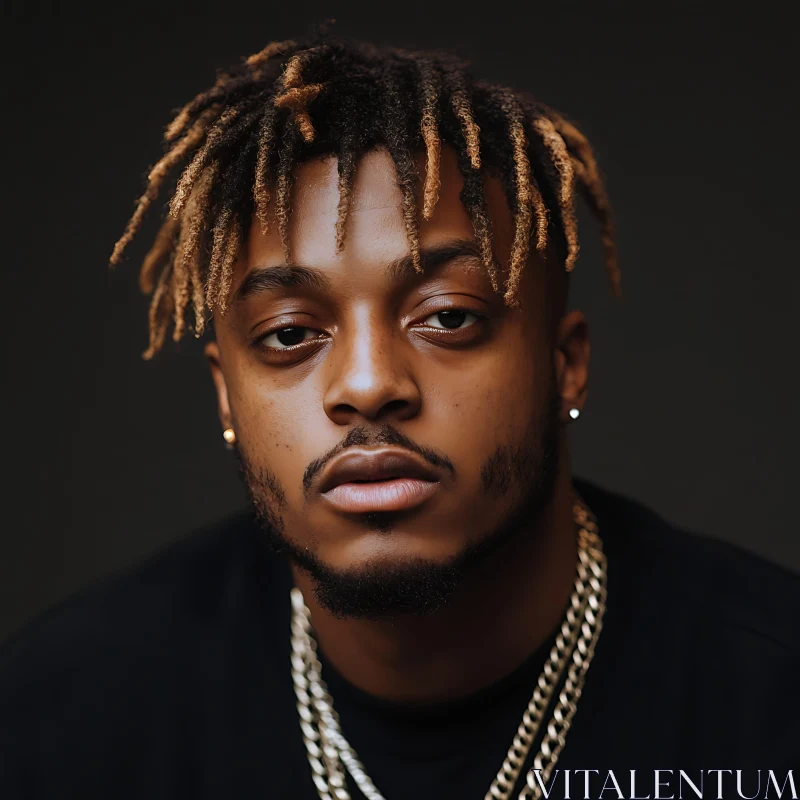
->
xmin=204 ymin=341 xmax=233 ymax=430
xmin=553 ymin=309 xmax=590 ymax=423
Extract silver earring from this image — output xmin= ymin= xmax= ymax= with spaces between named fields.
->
xmin=568 ymin=408 xmax=581 ymax=421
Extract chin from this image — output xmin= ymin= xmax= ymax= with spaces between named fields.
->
xmin=299 ymin=550 xmax=468 ymax=619
xmin=288 ymin=520 xmax=510 ymax=620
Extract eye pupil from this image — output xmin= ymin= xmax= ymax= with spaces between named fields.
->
xmin=276 ymin=327 xmax=306 ymax=346
xmin=438 ymin=310 xmax=467 ymax=329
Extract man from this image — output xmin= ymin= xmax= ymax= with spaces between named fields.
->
xmin=1 ymin=32 xmax=799 ymax=800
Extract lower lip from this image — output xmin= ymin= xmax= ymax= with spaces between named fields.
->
xmin=322 ymin=478 xmax=439 ymax=513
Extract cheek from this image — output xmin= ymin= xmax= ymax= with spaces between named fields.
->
xmin=422 ymin=345 xmax=548 ymax=466
xmin=225 ymin=362 xmax=319 ymax=479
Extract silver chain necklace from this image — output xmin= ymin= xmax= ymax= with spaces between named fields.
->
xmin=290 ymin=496 xmax=607 ymax=800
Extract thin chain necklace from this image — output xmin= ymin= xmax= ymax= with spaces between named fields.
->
xmin=289 ymin=495 xmax=607 ymax=800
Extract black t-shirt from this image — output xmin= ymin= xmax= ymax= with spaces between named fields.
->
xmin=2 ymin=478 xmax=799 ymax=799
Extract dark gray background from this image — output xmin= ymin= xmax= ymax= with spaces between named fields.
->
xmin=2 ymin=0 xmax=797 ymax=642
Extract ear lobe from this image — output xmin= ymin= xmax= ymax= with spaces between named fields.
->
xmin=204 ymin=341 xmax=233 ymax=429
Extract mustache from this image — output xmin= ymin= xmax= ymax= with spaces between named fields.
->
xmin=302 ymin=424 xmax=456 ymax=498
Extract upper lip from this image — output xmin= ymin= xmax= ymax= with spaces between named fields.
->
xmin=318 ymin=447 xmax=440 ymax=493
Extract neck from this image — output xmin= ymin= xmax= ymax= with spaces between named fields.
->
xmin=291 ymin=461 xmax=578 ymax=705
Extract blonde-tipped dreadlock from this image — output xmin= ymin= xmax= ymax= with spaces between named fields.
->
xmin=274 ymin=84 xmax=323 ymax=143
xmin=532 ymin=116 xmax=579 ymax=274
xmin=245 ymin=39 xmax=298 ymax=70
xmin=253 ymin=106 xmax=279 ymax=236
xmin=206 ymin=206 xmax=235 ymax=311
xmin=139 ymin=216 xmax=178 ymax=295
xmin=169 ymin=107 xmax=243 ymax=220
xmin=547 ymin=113 xmax=621 ymax=297
xmin=416 ymin=58 xmax=443 ymax=221
xmin=216 ymin=216 xmax=243 ymax=313
xmin=110 ymin=106 xmax=219 ymax=268
xmin=497 ymin=89 xmax=549 ymax=305
xmin=173 ymin=162 xmax=220 ymax=338
xmin=142 ymin=259 xmax=175 ymax=361
xmin=442 ymin=61 xmax=482 ymax=171
xmin=110 ymin=33 xmax=621 ymax=359
xmin=275 ymin=49 xmax=326 ymax=144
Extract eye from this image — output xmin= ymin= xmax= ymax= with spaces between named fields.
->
xmin=261 ymin=326 xmax=319 ymax=349
xmin=421 ymin=309 xmax=479 ymax=330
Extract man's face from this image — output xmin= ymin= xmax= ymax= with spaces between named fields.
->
xmin=207 ymin=146 xmax=583 ymax=615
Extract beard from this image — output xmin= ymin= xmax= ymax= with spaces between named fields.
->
xmin=235 ymin=386 xmax=563 ymax=620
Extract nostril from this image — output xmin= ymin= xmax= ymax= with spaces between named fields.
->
xmin=324 ymin=385 xmax=421 ymax=425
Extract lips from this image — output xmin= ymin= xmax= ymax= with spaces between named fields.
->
xmin=318 ymin=448 xmax=441 ymax=513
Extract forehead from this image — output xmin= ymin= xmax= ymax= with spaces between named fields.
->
xmin=295 ymin=148 xmax=404 ymax=216
xmin=236 ymin=146 xmax=516 ymax=280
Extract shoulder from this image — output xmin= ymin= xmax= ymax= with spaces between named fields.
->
xmin=3 ymin=510 xmax=254 ymax=656
xmin=574 ymin=478 xmax=800 ymax=759
xmin=0 ymin=509 xmax=291 ymax=793
xmin=574 ymin=476 xmax=800 ymax=657
xmin=0 ymin=509 xmax=264 ymax=722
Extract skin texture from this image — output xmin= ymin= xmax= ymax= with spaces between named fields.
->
xmin=205 ymin=146 xmax=590 ymax=702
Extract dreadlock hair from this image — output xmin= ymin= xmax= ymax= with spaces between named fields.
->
xmin=109 ymin=33 xmax=621 ymax=360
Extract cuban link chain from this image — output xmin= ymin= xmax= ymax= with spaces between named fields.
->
xmin=290 ymin=495 xmax=607 ymax=800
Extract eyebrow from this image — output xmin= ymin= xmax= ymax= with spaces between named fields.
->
xmin=232 ymin=238 xmax=484 ymax=305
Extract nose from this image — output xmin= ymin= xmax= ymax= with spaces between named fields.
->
xmin=323 ymin=315 xmax=422 ymax=426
